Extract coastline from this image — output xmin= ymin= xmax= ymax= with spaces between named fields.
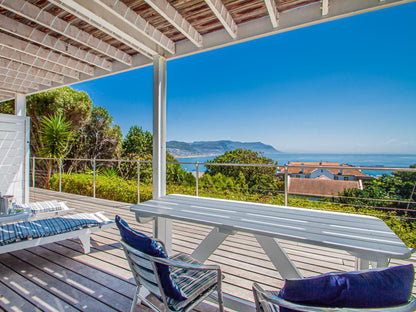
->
xmin=174 ymin=153 xmax=416 ymax=175
xmin=173 ymin=154 xmax=219 ymax=159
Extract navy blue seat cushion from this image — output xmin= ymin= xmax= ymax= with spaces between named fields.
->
xmin=278 ymin=264 xmax=414 ymax=312
xmin=115 ymin=215 xmax=187 ymax=301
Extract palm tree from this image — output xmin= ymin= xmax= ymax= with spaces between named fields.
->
xmin=39 ymin=113 xmax=72 ymax=188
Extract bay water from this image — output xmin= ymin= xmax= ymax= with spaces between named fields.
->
xmin=176 ymin=153 xmax=416 ymax=176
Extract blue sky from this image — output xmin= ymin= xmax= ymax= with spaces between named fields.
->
xmin=72 ymin=2 xmax=416 ymax=154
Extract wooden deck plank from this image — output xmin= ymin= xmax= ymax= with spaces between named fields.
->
xmin=0 ymin=261 xmax=78 ymax=312
xmin=26 ymin=245 xmax=136 ymax=301
xmin=10 ymin=248 xmax=133 ymax=312
xmin=0 ymin=187 xmax=406 ymax=312
xmin=0 ymin=252 xmax=119 ymax=312
xmin=0 ymin=280 xmax=42 ymax=312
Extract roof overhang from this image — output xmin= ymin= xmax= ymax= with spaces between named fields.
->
xmin=0 ymin=0 xmax=413 ymax=100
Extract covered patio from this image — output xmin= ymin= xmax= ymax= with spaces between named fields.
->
xmin=0 ymin=0 xmax=415 ymax=311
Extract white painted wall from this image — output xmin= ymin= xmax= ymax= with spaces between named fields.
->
xmin=0 ymin=114 xmax=30 ymax=203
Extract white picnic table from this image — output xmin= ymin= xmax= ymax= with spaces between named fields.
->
xmin=131 ymin=194 xmax=414 ymax=311
xmin=131 ymin=194 xmax=412 ymax=281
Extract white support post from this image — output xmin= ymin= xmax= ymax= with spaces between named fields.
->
xmin=15 ymin=93 xmax=30 ymax=203
xmin=15 ymin=93 xmax=26 ymax=116
xmin=153 ymin=55 xmax=172 ymax=254
xmin=24 ymin=117 xmax=30 ymax=203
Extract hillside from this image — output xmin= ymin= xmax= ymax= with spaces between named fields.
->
xmin=167 ymin=140 xmax=280 ymax=157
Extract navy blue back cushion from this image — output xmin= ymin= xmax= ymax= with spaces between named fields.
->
xmin=115 ymin=215 xmax=187 ymax=301
xmin=278 ymin=264 xmax=414 ymax=312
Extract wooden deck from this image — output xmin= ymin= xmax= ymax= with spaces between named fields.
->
xmin=1 ymin=188 xmax=415 ymax=312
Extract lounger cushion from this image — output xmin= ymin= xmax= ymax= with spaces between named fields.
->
xmin=14 ymin=200 xmax=63 ymax=215
xmin=115 ymin=215 xmax=187 ymax=301
xmin=0 ymin=213 xmax=103 ymax=246
xmin=278 ymin=264 xmax=414 ymax=311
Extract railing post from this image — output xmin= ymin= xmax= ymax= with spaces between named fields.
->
xmin=32 ymin=157 xmax=35 ymax=187
xmin=284 ymin=165 xmax=288 ymax=206
xmin=137 ymin=160 xmax=141 ymax=204
xmin=59 ymin=158 xmax=62 ymax=192
xmin=196 ymin=162 xmax=199 ymax=196
xmin=93 ymin=158 xmax=96 ymax=198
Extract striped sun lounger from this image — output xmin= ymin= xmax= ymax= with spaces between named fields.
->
xmin=0 ymin=212 xmax=114 ymax=254
xmin=14 ymin=200 xmax=75 ymax=218
xmin=0 ymin=200 xmax=75 ymax=225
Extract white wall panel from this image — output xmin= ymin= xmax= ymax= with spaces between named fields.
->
xmin=0 ymin=114 xmax=30 ymax=203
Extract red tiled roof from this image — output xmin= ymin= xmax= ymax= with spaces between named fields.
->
xmin=288 ymin=177 xmax=360 ymax=197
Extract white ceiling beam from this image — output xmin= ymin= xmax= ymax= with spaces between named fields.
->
xmin=0 ymin=96 xmax=12 ymax=102
xmin=0 ymin=58 xmax=65 ymax=84
xmin=138 ymin=0 xmax=203 ymax=47
xmin=176 ymin=0 xmax=413 ymax=58
xmin=0 ymin=15 xmax=110 ymax=71
xmin=204 ymin=0 xmax=238 ymax=39
xmin=322 ymin=0 xmax=329 ymax=15
xmin=0 ymin=0 xmax=129 ymax=67
xmin=0 ymin=90 xmax=13 ymax=96
xmin=6 ymin=0 xmax=411 ymax=97
xmin=0 ymin=82 xmax=32 ymax=93
xmin=48 ymin=0 xmax=159 ymax=58
xmin=0 ymin=92 xmax=13 ymax=100
xmin=1 ymin=78 xmax=39 ymax=90
xmin=0 ymin=33 xmax=93 ymax=76
xmin=0 ymin=69 xmax=52 ymax=86
xmin=95 ymin=0 xmax=175 ymax=53
xmin=264 ymin=0 xmax=279 ymax=28
xmin=0 ymin=75 xmax=45 ymax=88
xmin=0 ymin=46 xmax=80 ymax=79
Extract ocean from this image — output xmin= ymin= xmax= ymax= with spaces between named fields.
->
xmin=175 ymin=153 xmax=416 ymax=176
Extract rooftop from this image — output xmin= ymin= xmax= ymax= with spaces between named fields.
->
xmin=279 ymin=161 xmax=367 ymax=176
xmin=288 ymin=176 xmax=360 ymax=197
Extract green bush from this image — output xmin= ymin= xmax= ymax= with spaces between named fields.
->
xmin=49 ymin=173 xmax=152 ymax=203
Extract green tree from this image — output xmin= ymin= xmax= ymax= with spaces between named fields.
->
xmin=27 ymin=87 xmax=92 ymax=157
xmin=335 ymin=164 xmax=416 ymax=217
xmin=0 ymin=88 xmax=122 ymax=173
xmin=122 ymin=126 xmax=153 ymax=157
xmin=120 ymin=127 xmax=195 ymax=186
xmin=39 ymin=113 xmax=72 ymax=187
xmin=70 ymin=106 xmax=122 ymax=169
xmin=0 ymin=101 xmax=14 ymax=114
xmin=205 ymin=149 xmax=281 ymax=193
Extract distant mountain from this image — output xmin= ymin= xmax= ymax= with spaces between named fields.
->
xmin=167 ymin=140 xmax=280 ymax=157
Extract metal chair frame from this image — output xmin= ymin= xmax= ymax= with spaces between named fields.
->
xmin=121 ymin=240 xmax=224 ymax=312
xmin=252 ymin=283 xmax=416 ymax=312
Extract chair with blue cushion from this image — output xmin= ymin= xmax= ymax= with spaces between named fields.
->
xmin=252 ymin=265 xmax=416 ymax=312
xmin=116 ymin=215 xmax=224 ymax=312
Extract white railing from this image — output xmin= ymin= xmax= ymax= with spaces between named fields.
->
xmin=30 ymin=157 xmax=416 ymax=219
